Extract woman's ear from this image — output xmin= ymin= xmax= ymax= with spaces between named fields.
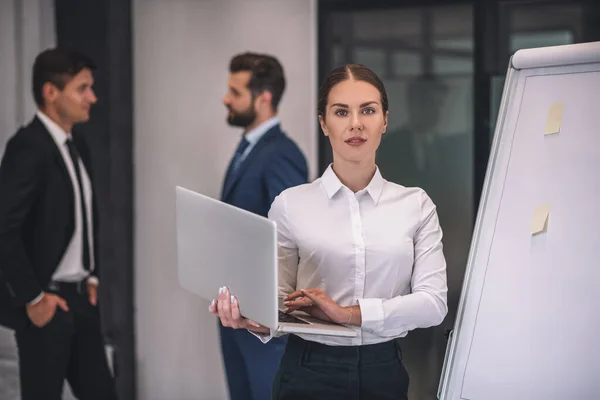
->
xmin=319 ymin=115 xmax=328 ymax=136
xmin=382 ymin=110 xmax=389 ymax=134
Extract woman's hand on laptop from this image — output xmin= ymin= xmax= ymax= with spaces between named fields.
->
xmin=284 ymin=288 xmax=349 ymax=324
xmin=208 ymin=286 xmax=269 ymax=334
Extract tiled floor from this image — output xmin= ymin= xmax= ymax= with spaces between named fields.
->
xmin=0 ymin=327 xmax=76 ymax=400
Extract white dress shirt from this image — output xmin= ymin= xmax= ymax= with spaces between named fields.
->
xmin=264 ymin=165 xmax=448 ymax=346
xmin=36 ymin=110 xmax=95 ymax=283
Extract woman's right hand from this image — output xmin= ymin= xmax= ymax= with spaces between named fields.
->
xmin=208 ymin=286 xmax=269 ymax=334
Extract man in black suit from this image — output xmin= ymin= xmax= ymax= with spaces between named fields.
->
xmin=0 ymin=48 xmax=118 ymax=400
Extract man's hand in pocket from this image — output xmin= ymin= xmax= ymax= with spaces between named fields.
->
xmin=25 ymin=293 xmax=69 ymax=327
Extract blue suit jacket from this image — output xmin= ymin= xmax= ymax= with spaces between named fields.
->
xmin=221 ymin=124 xmax=308 ymax=217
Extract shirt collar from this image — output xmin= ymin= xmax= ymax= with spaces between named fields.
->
xmin=36 ymin=110 xmax=70 ymax=147
xmin=320 ymin=164 xmax=385 ymax=205
xmin=244 ymin=116 xmax=280 ymax=146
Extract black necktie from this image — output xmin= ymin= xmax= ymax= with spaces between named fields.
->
xmin=66 ymin=139 xmax=91 ymax=271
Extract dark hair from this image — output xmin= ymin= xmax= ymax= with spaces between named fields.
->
xmin=318 ymin=64 xmax=388 ymax=120
xmin=32 ymin=48 xmax=96 ymax=107
xmin=229 ymin=52 xmax=286 ymax=111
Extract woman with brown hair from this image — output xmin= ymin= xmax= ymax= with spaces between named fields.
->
xmin=212 ymin=64 xmax=448 ymax=400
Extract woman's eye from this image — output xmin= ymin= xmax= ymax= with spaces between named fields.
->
xmin=362 ymin=108 xmax=375 ymax=115
xmin=335 ymin=109 xmax=347 ymax=116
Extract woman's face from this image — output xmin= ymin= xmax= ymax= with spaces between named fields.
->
xmin=319 ymin=79 xmax=388 ymax=165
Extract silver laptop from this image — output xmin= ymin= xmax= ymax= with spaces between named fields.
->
xmin=175 ymin=186 xmax=356 ymax=337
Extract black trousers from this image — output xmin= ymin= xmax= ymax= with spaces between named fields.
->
xmin=272 ymin=334 xmax=409 ymax=400
xmin=14 ymin=282 xmax=118 ymax=400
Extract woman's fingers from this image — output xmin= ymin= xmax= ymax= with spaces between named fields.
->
xmin=208 ymin=298 xmax=217 ymax=313
xmin=285 ymin=290 xmax=305 ymax=300
xmin=284 ymin=295 xmax=313 ymax=308
xmin=300 ymin=289 xmax=325 ymax=306
xmin=230 ymin=296 xmax=258 ymax=329
xmin=217 ymin=286 xmax=233 ymax=326
xmin=215 ymin=288 xmax=250 ymax=329
xmin=246 ymin=319 xmax=261 ymax=328
xmin=286 ymin=288 xmax=324 ymax=301
xmin=230 ymin=295 xmax=242 ymax=323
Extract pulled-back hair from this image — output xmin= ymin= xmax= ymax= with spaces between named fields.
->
xmin=317 ymin=64 xmax=388 ymax=120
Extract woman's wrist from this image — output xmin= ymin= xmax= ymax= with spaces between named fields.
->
xmin=341 ymin=305 xmax=362 ymax=326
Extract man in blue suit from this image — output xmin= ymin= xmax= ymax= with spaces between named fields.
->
xmin=219 ymin=52 xmax=308 ymax=400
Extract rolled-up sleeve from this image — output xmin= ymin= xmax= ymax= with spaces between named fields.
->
xmin=359 ymin=190 xmax=448 ymax=336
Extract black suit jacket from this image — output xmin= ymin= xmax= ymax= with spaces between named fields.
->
xmin=0 ymin=116 xmax=100 ymax=330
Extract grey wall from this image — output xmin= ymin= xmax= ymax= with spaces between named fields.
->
xmin=133 ymin=0 xmax=317 ymax=398
xmin=0 ymin=1 xmax=58 ymax=398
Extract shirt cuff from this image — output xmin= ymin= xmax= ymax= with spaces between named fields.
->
xmin=27 ymin=292 xmax=44 ymax=306
xmin=358 ymin=298 xmax=385 ymax=333
xmin=87 ymin=276 xmax=99 ymax=286
xmin=247 ymin=328 xmax=282 ymax=344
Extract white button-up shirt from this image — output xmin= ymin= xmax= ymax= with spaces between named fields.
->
xmin=268 ymin=164 xmax=448 ymax=346
xmin=36 ymin=110 xmax=95 ymax=281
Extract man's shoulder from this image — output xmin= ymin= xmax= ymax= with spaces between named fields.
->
xmin=4 ymin=117 xmax=50 ymax=153
xmin=10 ymin=116 xmax=49 ymax=140
xmin=263 ymin=127 xmax=305 ymax=159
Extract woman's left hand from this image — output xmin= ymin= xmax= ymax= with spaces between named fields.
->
xmin=208 ymin=286 xmax=268 ymax=334
xmin=284 ymin=288 xmax=349 ymax=324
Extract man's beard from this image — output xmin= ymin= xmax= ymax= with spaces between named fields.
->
xmin=227 ymin=106 xmax=256 ymax=128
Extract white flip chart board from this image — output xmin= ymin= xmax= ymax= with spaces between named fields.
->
xmin=438 ymin=42 xmax=600 ymax=400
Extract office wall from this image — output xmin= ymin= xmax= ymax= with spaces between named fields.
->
xmin=133 ymin=1 xmax=317 ymax=399
xmin=0 ymin=0 xmax=55 ymax=151
xmin=0 ymin=1 xmax=56 ymax=398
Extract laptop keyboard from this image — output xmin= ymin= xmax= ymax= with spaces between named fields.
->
xmin=278 ymin=310 xmax=310 ymax=324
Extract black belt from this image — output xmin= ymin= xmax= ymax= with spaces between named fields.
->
xmin=47 ymin=279 xmax=88 ymax=295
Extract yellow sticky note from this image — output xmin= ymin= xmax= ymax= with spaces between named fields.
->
xmin=531 ymin=204 xmax=550 ymax=235
xmin=544 ymin=103 xmax=564 ymax=135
